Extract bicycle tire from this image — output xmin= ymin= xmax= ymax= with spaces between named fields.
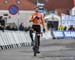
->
xmin=33 ymin=47 xmax=37 ymax=56
xmin=33 ymin=34 xmax=38 ymax=56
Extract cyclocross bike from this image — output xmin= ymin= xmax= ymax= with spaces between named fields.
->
xmin=32 ymin=31 xmax=42 ymax=56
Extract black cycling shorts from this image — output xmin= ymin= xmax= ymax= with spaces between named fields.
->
xmin=32 ymin=25 xmax=41 ymax=34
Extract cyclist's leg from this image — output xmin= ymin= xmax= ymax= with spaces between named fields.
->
xmin=29 ymin=29 xmax=33 ymax=42
xmin=37 ymin=35 xmax=40 ymax=48
xmin=36 ymin=33 xmax=40 ymax=53
xmin=29 ymin=26 xmax=34 ymax=46
xmin=36 ymin=26 xmax=41 ymax=53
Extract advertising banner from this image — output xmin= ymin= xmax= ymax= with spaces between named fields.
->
xmin=61 ymin=14 xmax=75 ymax=26
xmin=53 ymin=30 xmax=75 ymax=38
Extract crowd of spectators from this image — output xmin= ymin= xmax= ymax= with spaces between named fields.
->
xmin=0 ymin=16 xmax=30 ymax=32
xmin=5 ymin=23 xmax=18 ymax=31
xmin=68 ymin=25 xmax=75 ymax=31
xmin=58 ymin=25 xmax=75 ymax=31
xmin=0 ymin=16 xmax=5 ymax=32
xmin=0 ymin=15 xmax=75 ymax=32
xmin=50 ymin=25 xmax=75 ymax=39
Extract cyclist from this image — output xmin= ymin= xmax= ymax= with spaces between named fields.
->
xmin=29 ymin=6 xmax=46 ymax=53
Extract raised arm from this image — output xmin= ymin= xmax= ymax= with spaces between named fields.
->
xmin=41 ymin=16 xmax=47 ymax=32
xmin=29 ymin=14 xmax=34 ymax=22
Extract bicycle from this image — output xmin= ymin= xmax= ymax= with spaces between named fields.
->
xmin=32 ymin=31 xmax=42 ymax=56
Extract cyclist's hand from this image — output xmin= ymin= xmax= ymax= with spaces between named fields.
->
xmin=34 ymin=16 xmax=39 ymax=20
xmin=43 ymin=29 xmax=45 ymax=33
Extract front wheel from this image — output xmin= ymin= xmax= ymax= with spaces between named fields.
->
xmin=34 ymin=51 xmax=37 ymax=56
xmin=33 ymin=46 xmax=37 ymax=56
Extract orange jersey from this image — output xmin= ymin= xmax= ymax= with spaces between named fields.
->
xmin=29 ymin=13 xmax=45 ymax=26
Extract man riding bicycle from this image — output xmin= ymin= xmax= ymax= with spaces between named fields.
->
xmin=29 ymin=6 xmax=46 ymax=54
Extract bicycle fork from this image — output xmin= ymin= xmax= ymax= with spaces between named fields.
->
xmin=33 ymin=34 xmax=39 ymax=56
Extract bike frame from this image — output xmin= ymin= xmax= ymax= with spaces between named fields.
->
xmin=33 ymin=31 xmax=41 ymax=56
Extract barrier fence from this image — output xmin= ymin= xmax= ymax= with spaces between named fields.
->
xmin=0 ymin=31 xmax=32 ymax=50
xmin=0 ymin=30 xmax=74 ymax=50
xmin=1 ymin=30 xmax=74 ymax=50
xmin=52 ymin=30 xmax=75 ymax=39
xmin=0 ymin=30 xmax=52 ymax=50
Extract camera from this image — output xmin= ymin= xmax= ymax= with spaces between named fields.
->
xmin=34 ymin=16 xmax=39 ymax=20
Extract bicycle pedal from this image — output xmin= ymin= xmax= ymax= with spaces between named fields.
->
xmin=37 ymin=51 xmax=40 ymax=54
xmin=34 ymin=54 xmax=37 ymax=56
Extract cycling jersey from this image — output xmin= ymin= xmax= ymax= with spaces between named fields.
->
xmin=29 ymin=12 xmax=45 ymax=29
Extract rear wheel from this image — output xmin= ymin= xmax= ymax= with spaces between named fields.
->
xmin=33 ymin=46 xmax=37 ymax=56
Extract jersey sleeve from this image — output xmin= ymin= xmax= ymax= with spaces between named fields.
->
xmin=42 ymin=20 xmax=45 ymax=28
xmin=41 ymin=14 xmax=48 ymax=31
xmin=29 ymin=14 xmax=34 ymax=22
xmin=40 ymin=14 xmax=45 ymax=29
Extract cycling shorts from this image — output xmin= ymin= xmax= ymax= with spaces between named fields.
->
xmin=32 ymin=25 xmax=41 ymax=34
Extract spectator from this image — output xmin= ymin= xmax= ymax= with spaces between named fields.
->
xmin=12 ymin=23 xmax=18 ymax=31
xmin=19 ymin=22 xmax=25 ymax=31
xmin=68 ymin=25 xmax=75 ymax=31
xmin=6 ymin=25 xmax=11 ymax=30
xmin=24 ymin=26 xmax=31 ymax=32
xmin=12 ymin=26 xmax=18 ymax=31
xmin=6 ymin=23 xmax=18 ymax=31
xmin=64 ymin=26 xmax=67 ymax=30
xmin=0 ymin=16 xmax=5 ymax=32
xmin=8 ymin=25 xmax=13 ymax=30
xmin=58 ymin=25 xmax=64 ymax=31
